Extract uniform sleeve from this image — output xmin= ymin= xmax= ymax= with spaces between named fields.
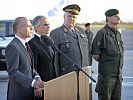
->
xmin=50 ymin=29 xmax=61 ymax=48
xmin=50 ymin=29 xmax=61 ymax=75
xmin=91 ymin=30 xmax=106 ymax=55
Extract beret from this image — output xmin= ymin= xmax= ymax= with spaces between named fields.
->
xmin=105 ymin=9 xmax=119 ymax=16
xmin=85 ymin=23 xmax=91 ymax=26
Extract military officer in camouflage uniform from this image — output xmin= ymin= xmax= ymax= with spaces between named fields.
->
xmin=92 ymin=9 xmax=124 ymax=100
xmin=50 ymin=4 xmax=89 ymax=75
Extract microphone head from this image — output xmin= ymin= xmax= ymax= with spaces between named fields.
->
xmin=40 ymin=35 xmax=54 ymax=46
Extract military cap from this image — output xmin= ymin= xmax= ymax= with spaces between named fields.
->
xmin=63 ymin=4 xmax=81 ymax=15
xmin=85 ymin=23 xmax=91 ymax=27
xmin=105 ymin=9 xmax=119 ymax=16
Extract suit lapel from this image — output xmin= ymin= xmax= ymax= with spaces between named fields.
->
xmin=67 ymin=31 xmax=77 ymax=39
xmin=53 ymin=49 xmax=59 ymax=77
xmin=75 ymin=27 xmax=87 ymax=60
xmin=35 ymin=35 xmax=59 ymax=76
xmin=14 ymin=37 xmax=31 ymax=64
xmin=34 ymin=35 xmax=53 ymax=61
xmin=61 ymin=25 xmax=77 ymax=39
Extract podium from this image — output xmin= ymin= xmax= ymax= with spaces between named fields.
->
xmin=44 ymin=67 xmax=91 ymax=100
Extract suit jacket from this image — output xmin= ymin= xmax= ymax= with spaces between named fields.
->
xmin=50 ymin=25 xmax=89 ymax=75
xmin=28 ymin=34 xmax=59 ymax=82
xmin=5 ymin=37 xmax=38 ymax=100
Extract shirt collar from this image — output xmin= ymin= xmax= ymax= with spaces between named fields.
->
xmin=63 ymin=24 xmax=75 ymax=32
xmin=35 ymin=33 xmax=41 ymax=38
xmin=15 ymin=35 xmax=26 ymax=47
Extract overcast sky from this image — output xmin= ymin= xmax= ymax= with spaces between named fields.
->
xmin=0 ymin=0 xmax=133 ymax=23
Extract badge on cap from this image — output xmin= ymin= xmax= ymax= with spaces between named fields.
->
xmin=63 ymin=4 xmax=81 ymax=15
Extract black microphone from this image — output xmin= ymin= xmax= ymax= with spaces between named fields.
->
xmin=40 ymin=35 xmax=54 ymax=46
xmin=40 ymin=35 xmax=96 ymax=83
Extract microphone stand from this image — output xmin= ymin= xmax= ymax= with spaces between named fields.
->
xmin=52 ymin=44 xmax=96 ymax=100
xmin=51 ymin=44 xmax=96 ymax=82
xmin=40 ymin=37 xmax=96 ymax=100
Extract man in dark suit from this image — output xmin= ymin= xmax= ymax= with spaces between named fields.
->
xmin=28 ymin=16 xmax=59 ymax=100
xmin=50 ymin=4 xmax=90 ymax=75
xmin=5 ymin=17 xmax=44 ymax=100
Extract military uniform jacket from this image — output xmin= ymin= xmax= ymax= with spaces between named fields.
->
xmin=50 ymin=25 xmax=89 ymax=75
xmin=92 ymin=24 xmax=124 ymax=77
xmin=85 ymin=30 xmax=93 ymax=48
xmin=85 ymin=30 xmax=93 ymax=66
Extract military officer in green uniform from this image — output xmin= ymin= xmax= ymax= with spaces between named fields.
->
xmin=50 ymin=4 xmax=89 ymax=75
xmin=85 ymin=23 xmax=94 ymax=66
xmin=92 ymin=9 xmax=124 ymax=100
xmin=85 ymin=23 xmax=94 ymax=100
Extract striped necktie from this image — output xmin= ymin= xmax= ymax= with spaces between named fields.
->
xmin=25 ymin=42 xmax=32 ymax=62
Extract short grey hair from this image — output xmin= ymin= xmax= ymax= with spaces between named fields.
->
xmin=33 ymin=15 xmax=46 ymax=27
xmin=13 ymin=17 xmax=26 ymax=33
xmin=32 ymin=15 xmax=46 ymax=32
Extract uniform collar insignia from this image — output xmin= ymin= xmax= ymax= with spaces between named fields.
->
xmin=75 ymin=27 xmax=80 ymax=32
xmin=64 ymin=28 xmax=68 ymax=33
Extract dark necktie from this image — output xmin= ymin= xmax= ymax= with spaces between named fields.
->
xmin=48 ymin=46 xmax=54 ymax=59
xmin=71 ymin=29 xmax=76 ymax=36
xmin=25 ymin=42 xmax=32 ymax=62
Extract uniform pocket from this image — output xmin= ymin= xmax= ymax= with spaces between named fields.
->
xmin=59 ymin=41 xmax=71 ymax=53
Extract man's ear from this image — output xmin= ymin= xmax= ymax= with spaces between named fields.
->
xmin=34 ymin=26 xmax=38 ymax=32
xmin=18 ymin=26 xmax=22 ymax=32
xmin=107 ymin=16 xmax=111 ymax=21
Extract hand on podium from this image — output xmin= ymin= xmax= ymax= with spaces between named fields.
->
xmin=34 ymin=80 xmax=44 ymax=89
xmin=33 ymin=78 xmax=44 ymax=97
xmin=34 ymin=88 xmax=43 ymax=97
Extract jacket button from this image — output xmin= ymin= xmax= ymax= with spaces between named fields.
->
xmin=62 ymin=68 xmax=65 ymax=71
